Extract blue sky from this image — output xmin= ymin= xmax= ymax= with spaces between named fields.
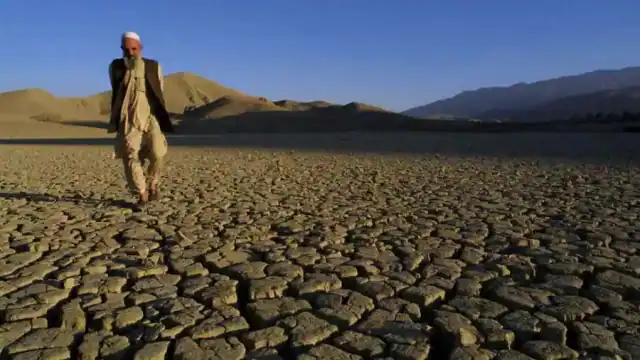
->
xmin=1 ymin=0 xmax=639 ymax=111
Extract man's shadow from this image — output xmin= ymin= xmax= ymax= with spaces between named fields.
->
xmin=0 ymin=192 xmax=137 ymax=209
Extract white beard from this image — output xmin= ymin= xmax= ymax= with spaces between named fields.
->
xmin=124 ymin=56 xmax=141 ymax=69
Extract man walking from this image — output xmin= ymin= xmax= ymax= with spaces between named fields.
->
xmin=108 ymin=31 xmax=174 ymax=206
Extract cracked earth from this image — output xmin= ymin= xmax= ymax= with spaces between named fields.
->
xmin=0 ymin=133 xmax=639 ymax=360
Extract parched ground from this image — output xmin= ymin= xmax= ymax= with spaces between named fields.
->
xmin=0 ymin=132 xmax=639 ymax=360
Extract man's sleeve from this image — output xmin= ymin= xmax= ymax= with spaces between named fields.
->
xmin=157 ymin=63 xmax=164 ymax=93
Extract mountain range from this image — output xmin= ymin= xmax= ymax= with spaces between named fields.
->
xmin=403 ymin=66 xmax=640 ymax=122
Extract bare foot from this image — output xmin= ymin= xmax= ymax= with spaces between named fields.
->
xmin=149 ymin=183 xmax=160 ymax=201
xmin=137 ymin=191 xmax=149 ymax=206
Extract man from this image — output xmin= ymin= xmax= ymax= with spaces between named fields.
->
xmin=108 ymin=31 xmax=174 ymax=206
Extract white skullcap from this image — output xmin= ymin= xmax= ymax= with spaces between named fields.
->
xmin=122 ymin=31 xmax=141 ymax=42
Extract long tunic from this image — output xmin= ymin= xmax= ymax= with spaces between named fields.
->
xmin=109 ymin=58 xmax=168 ymax=193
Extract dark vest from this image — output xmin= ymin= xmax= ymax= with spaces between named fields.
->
xmin=109 ymin=58 xmax=174 ymax=133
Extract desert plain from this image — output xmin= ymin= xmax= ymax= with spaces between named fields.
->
xmin=0 ymin=78 xmax=640 ymax=360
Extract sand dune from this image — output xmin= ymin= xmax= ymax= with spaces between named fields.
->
xmin=161 ymin=72 xmax=247 ymax=114
xmin=0 ymin=68 xmax=395 ymax=131
xmin=183 ymin=94 xmax=287 ymax=119
xmin=0 ymin=72 xmax=249 ymax=123
xmin=0 ymin=69 xmax=405 ymax=137
xmin=0 ymin=89 xmax=103 ymax=122
xmin=176 ymin=94 xmax=401 ymax=132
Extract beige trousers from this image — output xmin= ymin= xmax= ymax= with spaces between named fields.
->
xmin=114 ymin=118 xmax=168 ymax=194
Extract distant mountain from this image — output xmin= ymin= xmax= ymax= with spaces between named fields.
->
xmin=403 ymin=66 xmax=640 ymax=118
xmin=478 ymin=86 xmax=640 ymax=122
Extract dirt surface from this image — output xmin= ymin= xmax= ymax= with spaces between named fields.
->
xmin=0 ymin=126 xmax=639 ymax=359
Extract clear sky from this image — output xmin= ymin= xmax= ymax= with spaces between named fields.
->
xmin=1 ymin=0 xmax=639 ymax=111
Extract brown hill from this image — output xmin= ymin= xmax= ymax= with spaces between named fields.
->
xmin=90 ymin=72 xmax=247 ymax=116
xmin=0 ymin=71 xmax=397 ymax=133
xmin=0 ymin=89 xmax=102 ymax=122
xmin=183 ymin=95 xmax=287 ymax=119
xmin=161 ymin=72 xmax=246 ymax=114
xmin=342 ymin=102 xmax=389 ymax=113
xmin=0 ymin=72 xmax=247 ymax=122
xmin=182 ymin=96 xmax=389 ymax=121
xmin=178 ymin=96 xmax=428 ymax=133
xmin=273 ymin=100 xmax=333 ymax=111
xmin=270 ymin=100 xmax=389 ymax=113
xmin=0 ymin=89 xmax=63 ymax=115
